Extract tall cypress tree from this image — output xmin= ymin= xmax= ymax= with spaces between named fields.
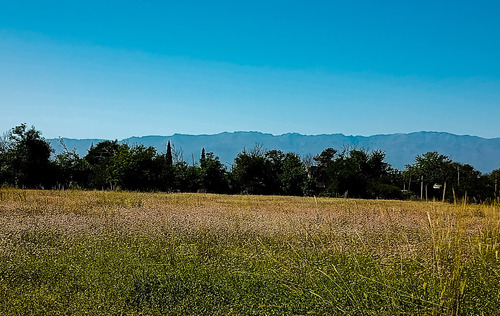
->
xmin=200 ymin=148 xmax=206 ymax=168
xmin=166 ymin=141 xmax=173 ymax=166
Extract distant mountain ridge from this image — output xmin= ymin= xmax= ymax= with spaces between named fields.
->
xmin=48 ymin=131 xmax=500 ymax=173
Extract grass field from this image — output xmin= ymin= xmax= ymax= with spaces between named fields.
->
xmin=0 ymin=188 xmax=499 ymax=315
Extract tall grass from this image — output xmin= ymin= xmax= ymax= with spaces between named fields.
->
xmin=0 ymin=188 xmax=499 ymax=314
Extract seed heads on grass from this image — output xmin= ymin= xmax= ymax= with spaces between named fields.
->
xmin=0 ymin=189 xmax=499 ymax=314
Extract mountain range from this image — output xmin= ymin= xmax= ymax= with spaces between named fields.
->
xmin=48 ymin=131 xmax=500 ymax=173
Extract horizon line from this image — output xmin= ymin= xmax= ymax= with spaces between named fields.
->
xmin=50 ymin=130 xmax=498 ymax=141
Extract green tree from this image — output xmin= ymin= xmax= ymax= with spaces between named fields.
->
xmin=450 ymin=162 xmax=493 ymax=202
xmin=333 ymin=149 xmax=370 ymax=198
xmin=166 ymin=141 xmax=173 ymax=167
xmin=231 ymin=147 xmax=272 ymax=194
xmin=280 ymin=152 xmax=307 ymax=196
xmin=311 ymin=148 xmax=338 ymax=195
xmin=85 ymin=140 xmax=120 ymax=165
xmin=231 ymin=148 xmax=307 ymax=196
xmin=173 ymin=161 xmax=202 ymax=192
xmin=85 ymin=142 xmax=158 ymax=190
xmin=491 ymin=169 xmax=500 ymax=198
xmin=0 ymin=132 xmax=12 ymax=184
xmin=415 ymin=152 xmax=453 ymax=184
xmin=54 ymin=139 xmax=90 ymax=188
xmin=107 ymin=144 xmax=157 ymax=190
xmin=404 ymin=151 xmax=452 ymax=199
xmin=309 ymin=148 xmax=397 ymax=198
xmin=154 ymin=141 xmax=177 ymax=191
xmin=364 ymin=150 xmax=402 ymax=199
xmin=200 ymin=151 xmax=228 ymax=193
xmin=0 ymin=124 xmax=54 ymax=188
xmin=84 ymin=140 xmax=120 ymax=189
xmin=403 ymin=152 xmax=489 ymax=201
xmin=201 ymin=147 xmax=206 ymax=161
xmin=264 ymin=149 xmax=286 ymax=194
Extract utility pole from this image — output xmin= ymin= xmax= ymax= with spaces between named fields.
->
xmin=457 ymin=165 xmax=460 ymax=186
xmin=495 ymin=179 xmax=498 ymax=196
xmin=420 ymin=175 xmax=424 ymax=200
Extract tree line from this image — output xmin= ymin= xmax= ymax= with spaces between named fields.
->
xmin=1 ymin=124 xmax=499 ymax=202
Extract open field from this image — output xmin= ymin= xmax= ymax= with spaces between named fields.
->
xmin=0 ymin=188 xmax=499 ymax=315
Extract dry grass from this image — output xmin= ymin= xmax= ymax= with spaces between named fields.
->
xmin=1 ymin=188 xmax=497 ymax=255
xmin=1 ymin=188 xmax=499 ymax=315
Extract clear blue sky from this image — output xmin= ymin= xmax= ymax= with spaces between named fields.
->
xmin=1 ymin=0 xmax=499 ymax=139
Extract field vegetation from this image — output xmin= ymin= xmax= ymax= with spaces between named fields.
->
xmin=1 ymin=188 xmax=499 ymax=315
xmin=1 ymin=124 xmax=498 ymax=201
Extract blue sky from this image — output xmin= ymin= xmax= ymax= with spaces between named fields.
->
xmin=1 ymin=0 xmax=499 ymax=139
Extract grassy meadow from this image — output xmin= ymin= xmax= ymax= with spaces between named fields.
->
xmin=0 ymin=188 xmax=499 ymax=315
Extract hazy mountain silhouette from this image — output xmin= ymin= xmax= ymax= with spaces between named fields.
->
xmin=48 ymin=131 xmax=500 ymax=173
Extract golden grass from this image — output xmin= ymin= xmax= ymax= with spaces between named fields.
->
xmin=1 ymin=188 xmax=499 ymax=315
xmin=1 ymin=188 xmax=498 ymax=260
